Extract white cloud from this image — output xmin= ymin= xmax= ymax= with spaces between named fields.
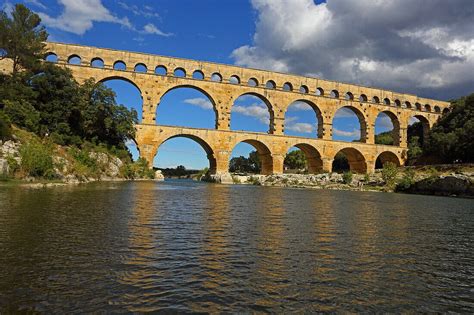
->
xmin=25 ymin=0 xmax=47 ymax=10
xmin=2 ymin=2 xmax=14 ymax=17
xmin=232 ymin=0 xmax=474 ymax=100
xmin=232 ymin=103 xmax=270 ymax=124
xmin=184 ymin=98 xmax=213 ymax=110
xmin=375 ymin=114 xmax=394 ymax=129
xmin=286 ymin=122 xmax=314 ymax=133
xmin=333 ymin=128 xmax=360 ymax=138
xmin=38 ymin=0 xmax=132 ymax=35
xmin=142 ymin=23 xmax=172 ymax=37
xmin=288 ymin=101 xmax=312 ymax=111
xmin=118 ymin=1 xmax=160 ymax=19
xmin=335 ymin=107 xmax=359 ymax=118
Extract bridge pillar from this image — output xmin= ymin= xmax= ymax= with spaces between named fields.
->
xmin=139 ymin=143 xmax=158 ymax=168
xmin=322 ymin=158 xmax=334 ymax=173
xmin=272 ymin=116 xmax=284 ymax=135
xmin=322 ymin=123 xmax=333 ymax=140
xmin=215 ymin=150 xmax=231 ymax=174
xmin=365 ymin=122 xmax=374 ymax=144
xmin=366 ymin=159 xmax=375 ymax=174
xmin=271 ymin=154 xmax=284 ymax=174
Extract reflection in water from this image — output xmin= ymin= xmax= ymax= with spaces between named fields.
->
xmin=0 ymin=181 xmax=473 ymax=313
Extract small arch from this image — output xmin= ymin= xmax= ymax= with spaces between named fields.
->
xmin=91 ymin=57 xmax=104 ymax=68
xmin=154 ymin=135 xmax=217 ymax=175
xmin=45 ymin=52 xmax=58 ymax=63
xmin=192 ymin=70 xmax=204 ymax=80
xmin=383 ymin=98 xmax=391 ymax=105
xmin=330 ymin=90 xmax=339 ymax=99
xmin=332 ymin=148 xmax=367 ymax=174
xmin=375 ymin=151 xmax=401 ymax=169
xmin=283 ymin=82 xmax=293 ymax=91
xmin=265 ymin=80 xmax=276 ymax=89
xmin=442 ymin=108 xmax=450 ymax=115
xmin=284 ymin=144 xmax=323 ymax=174
xmin=424 ymin=104 xmax=431 ymax=112
xmin=316 ymin=87 xmax=324 ymax=96
xmin=211 ymin=72 xmax=222 ymax=82
xmin=230 ymin=140 xmax=273 ymax=175
xmin=359 ymin=94 xmax=368 ymax=102
xmin=67 ymin=54 xmax=81 ymax=65
xmin=394 ymin=99 xmax=401 ymax=107
xmin=345 ymin=92 xmax=354 ymax=101
xmin=155 ymin=65 xmax=167 ymax=75
xmin=174 ymin=68 xmax=186 ymax=78
xmin=415 ymin=102 xmax=422 ymax=111
xmin=134 ymin=63 xmax=147 ymax=73
xmin=229 ymin=75 xmax=240 ymax=84
xmin=113 ymin=60 xmax=126 ymax=71
xmin=405 ymin=101 xmax=412 ymax=109
xmin=299 ymin=85 xmax=309 ymax=94
xmin=372 ymin=96 xmax=380 ymax=104
xmin=434 ymin=106 xmax=441 ymax=113
xmin=248 ymin=78 xmax=259 ymax=87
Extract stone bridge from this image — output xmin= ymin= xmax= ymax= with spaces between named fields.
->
xmin=35 ymin=42 xmax=452 ymax=174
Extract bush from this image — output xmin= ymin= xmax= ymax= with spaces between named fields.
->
xmin=0 ymin=111 xmax=12 ymax=141
xmin=342 ymin=171 xmax=353 ymax=184
xmin=120 ymin=158 xmax=154 ymax=179
xmin=381 ymin=162 xmax=398 ymax=189
xmin=396 ymin=168 xmax=415 ymax=191
xmin=3 ymin=100 xmax=40 ymax=133
xmin=19 ymin=141 xmax=54 ymax=178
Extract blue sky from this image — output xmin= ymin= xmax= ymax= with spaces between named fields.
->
xmin=4 ymin=0 xmax=464 ymax=169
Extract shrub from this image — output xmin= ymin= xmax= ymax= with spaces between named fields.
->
xmin=0 ymin=111 xmax=12 ymax=141
xmin=120 ymin=158 xmax=154 ymax=179
xmin=396 ymin=168 xmax=415 ymax=191
xmin=3 ymin=100 xmax=40 ymax=133
xmin=19 ymin=141 xmax=54 ymax=178
xmin=381 ymin=162 xmax=398 ymax=189
xmin=342 ymin=171 xmax=353 ymax=184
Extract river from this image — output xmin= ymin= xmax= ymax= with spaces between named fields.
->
xmin=0 ymin=180 xmax=473 ymax=313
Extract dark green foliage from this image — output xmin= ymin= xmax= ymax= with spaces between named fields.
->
xmin=408 ymin=122 xmax=424 ymax=145
xmin=375 ymin=131 xmax=394 ymax=145
xmin=407 ymin=136 xmax=423 ymax=163
xmin=396 ymin=168 xmax=416 ymax=191
xmin=332 ymin=152 xmax=349 ymax=173
xmin=0 ymin=4 xmax=47 ymax=74
xmin=284 ymin=149 xmax=307 ymax=169
xmin=381 ymin=162 xmax=398 ymax=189
xmin=19 ymin=140 xmax=54 ymax=178
xmin=229 ymin=150 xmax=261 ymax=173
xmin=0 ymin=110 xmax=12 ymax=140
xmin=121 ymin=158 xmax=154 ymax=179
xmin=342 ymin=171 xmax=353 ymax=184
xmin=3 ymin=99 xmax=40 ymax=132
xmin=424 ymin=94 xmax=474 ymax=163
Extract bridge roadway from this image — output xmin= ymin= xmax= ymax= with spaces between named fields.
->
xmin=1 ymin=42 xmax=451 ymax=175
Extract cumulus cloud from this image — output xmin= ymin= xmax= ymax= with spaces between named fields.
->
xmin=38 ymin=0 xmax=132 ymax=35
xmin=232 ymin=0 xmax=474 ymax=100
xmin=286 ymin=122 xmax=314 ymax=133
xmin=232 ymin=103 xmax=270 ymax=124
xmin=333 ymin=128 xmax=360 ymax=138
xmin=184 ymin=98 xmax=213 ymax=110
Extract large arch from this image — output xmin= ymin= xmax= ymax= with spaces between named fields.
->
xmin=156 ymin=84 xmax=218 ymax=129
xmin=332 ymin=147 xmax=367 ymax=173
xmin=286 ymin=143 xmax=323 ymax=174
xmin=375 ymin=151 xmax=401 ymax=169
xmin=98 ymin=76 xmax=143 ymax=122
xmin=332 ymin=106 xmax=367 ymax=143
xmin=230 ymin=92 xmax=275 ymax=134
xmin=230 ymin=139 xmax=273 ymax=175
xmin=284 ymin=99 xmax=323 ymax=138
xmin=374 ymin=110 xmax=400 ymax=146
xmin=154 ymin=134 xmax=217 ymax=174
xmin=408 ymin=114 xmax=430 ymax=146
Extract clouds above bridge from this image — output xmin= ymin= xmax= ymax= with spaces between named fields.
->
xmin=232 ymin=0 xmax=474 ymax=100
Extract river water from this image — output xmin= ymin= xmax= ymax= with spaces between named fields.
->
xmin=0 ymin=180 xmax=473 ymax=313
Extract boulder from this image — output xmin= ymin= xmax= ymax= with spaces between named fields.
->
xmin=0 ymin=158 xmax=9 ymax=176
xmin=154 ymin=170 xmax=165 ymax=181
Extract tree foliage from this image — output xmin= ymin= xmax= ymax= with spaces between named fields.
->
xmin=375 ymin=131 xmax=394 ymax=145
xmin=0 ymin=4 xmax=47 ymax=74
xmin=284 ymin=149 xmax=307 ymax=170
xmin=229 ymin=150 xmax=261 ymax=173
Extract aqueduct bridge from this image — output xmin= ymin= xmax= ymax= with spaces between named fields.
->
xmin=35 ymin=42 xmax=450 ymax=175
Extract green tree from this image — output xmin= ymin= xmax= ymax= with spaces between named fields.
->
xmin=229 ymin=151 xmax=261 ymax=173
xmin=425 ymin=94 xmax=474 ymax=163
xmin=284 ymin=149 xmax=307 ymax=169
xmin=332 ymin=152 xmax=349 ymax=173
xmin=0 ymin=4 xmax=47 ymax=74
xmin=381 ymin=162 xmax=398 ymax=189
xmin=407 ymin=136 xmax=423 ymax=162
xmin=375 ymin=131 xmax=394 ymax=145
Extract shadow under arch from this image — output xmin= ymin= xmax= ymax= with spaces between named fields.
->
xmin=287 ymin=143 xmax=323 ymax=174
xmin=231 ymin=92 xmax=275 ymax=134
xmin=375 ymin=110 xmax=400 ymax=146
xmin=154 ymin=134 xmax=217 ymax=174
xmin=158 ymin=84 xmax=219 ymax=129
xmin=409 ymin=114 xmax=430 ymax=145
xmin=332 ymin=105 xmax=367 ymax=143
xmin=333 ymin=147 xmax=367 ymax=173
xmin=231 ymin=139 xmax=273 ymax=175
xmin=375 ymin=151 xmax=401 ymax=169
xmin=285 ymin=99 xmax=324 ymax=138
xmin=125 ymin=137 xmax=141 ymax=161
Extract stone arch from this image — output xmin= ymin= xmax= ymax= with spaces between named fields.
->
xmin=157 ymin=84 xmax=218 ymax=128
xmin=442 ymin=108 xmax=450 ymax=115
xmin=248 ymin=77 xmax=258 ymax=87
xmin=286 ymin=143 xmax=323 ymax=174
xmin=67 ymin=54 xmax=81 ymax=65
xmin=359 ymin=94 xmax=368 ymax=102
xmin=299 ymin=85 xmax=309 ymax=94
xmin=316 ymin=87 xmax=324 ymax=96
xmin=155 ymin=134 xmax=217 ymax=174
xmin=332 ymin=105 xmax=367 ymax=142
xmin=231 ymin=139 xmax=273 ymax=175
xmin=283 ymin=82 xmax=293 ymax=91
xmin=345 ymin=92 xmax=354 ymax=101
xmin=98 ymin=76 xmax=142 ymax=95
xmin=425 ymin=104 xmax=431 ymax=112
xmin=91 ymin=57 xmax=104 ymax=68
xmin=405 ymin=101 xmax=412 ymax=109
xmin=98 ymin=76 xmax=143 ymax=122
xmin=125 ymin=138 xmax=141 ymax=162
xmin=333 ymin=147 xmax=367 ymax=173
xmin=113 ymin=60 xmax=126 ymax=71
xmin=383 ymin=98 xmax=391 ymax=105
xmin=45 ymin=52 xmax=58 ymax=62
xmin=155 ymin=65 xmax=167 ymax=75
xmin=434 ymin=106 xmax=441 ymax=113
xmin=231 ymin=92 xmax=275 ymax=133
xmin=409 ymin=114 xmax=430 ymax=145
xmin=415 ymin=102 xmax=422 ymax=111
xmin=266 ymin=80 xmax=276 ymax=89
xmin=229 ymin=75 xmax=240 ymax=84
xmin=394 ymin=99 xmax=401 ymax=107
xmin=134 ymin=63 xmax=147 ymax=73
xmin=330 ymin=90 xmax=339 ymax=98
xmin=285 ymin=99 xmax=324 ymax=138
xmin=192 ymin=70 xmax=204 ymax=80
xmin=211 ymin=72 xmax=222 ymax=82
xmin=174 ymin=67 xmax=186 ymax=77
xmin=372 ymin=96 xmax=380 ymax=103
xmin=375 ymin=151 xmax=401 ymax=169
xmin=374 ymin=110 xmax=400 ymax=146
